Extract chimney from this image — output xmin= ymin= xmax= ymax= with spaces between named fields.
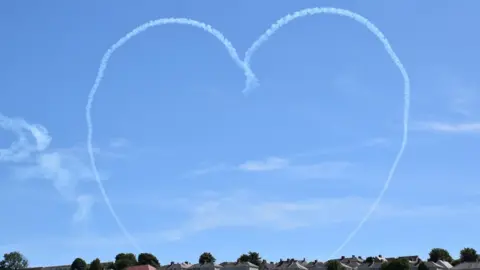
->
xmin=341 ymin=256 xmax=345 ymax=260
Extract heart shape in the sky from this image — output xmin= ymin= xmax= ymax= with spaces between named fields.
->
xmin=85 ymin=6 xmax=410 ymax=258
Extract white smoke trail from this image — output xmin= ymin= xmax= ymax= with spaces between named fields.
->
xmin=0 ymin=113 xmax=52 ymax=162
xmin=85 ymin=18 xmax=257 ymax=252
xmin=243 ymin=7 xmax=410 ymax=258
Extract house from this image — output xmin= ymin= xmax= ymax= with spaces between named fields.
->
xmin=39 ymin=265 xmax=70 ymax=270
xmin=436 ymin=261 xmax=453 ymax=269
xmin=21 ymin=262 xmax=115 ymax=270
xmin=368 ymin=261 xmax=386 ymax=270
xmin=335 ymin=256 xmax=364 ymax=269
xmin=259 ymin=260 xmax=277 ymax=270
xmin=424 ymin=261 xmax=444 ymax=270
xmin=275 ymin=260 xmax=308 ymax=270
xmin=190 ymin=263 xmax=223 ymax=270
xmin=357 ymin=263 xmax=372 ymax=270
xmin=222 ymin=262 xmax=258 ymax=270
xmin=127 ymin=265 xmax=158 ymax=270
xmin=165 ymin=262 xmax=193 ymax=270
xmin=398 ymin=257 xmax=421 ymax=264
xmin=452 ymin=262 xmax=480 ymax=270
xmin=305 ymin=260 xmax=326 ymax=270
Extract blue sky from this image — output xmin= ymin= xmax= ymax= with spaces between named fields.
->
xmin=1 ymin=0 xmax=479 ymax=267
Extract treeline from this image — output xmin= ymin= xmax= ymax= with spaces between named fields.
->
xmin=0 ymin=247 xmax=479 ymax=270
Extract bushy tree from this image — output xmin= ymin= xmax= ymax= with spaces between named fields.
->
xmin=429 ymin=248 xmax=453 ymax=262
xmin=115 ymin=253 xmax=137 ymax=270
xmin=364 ymin=257 xmax=374 ymax=265
xmin=89 ymin=259 xmax=103 ymax=270
xmin=199 ymin=252 xmax=215 ymax=264
xmin=71 ymin=258 xmax=87 ymax=270
xmin=238 ymin=255 xmax=250 ymax=263
xmin=247 ymin=252 xmax=261 ymax=266
xmin=138 ymin=253 xmax=160 ymax=268
xmin=325 ymin=260 xmax=345 ymax=270
xmin=460 ymin=248 xmax=478 ymax=262
xmin=105 ymin=262 xmax=116 ymax=270
xmin=0 ymin=252 xmax=29 ymax=270
xmin=418 ymin=262 xmax=428 ymax=270
xmin=381 ymin=259 xmax=410 ymax=270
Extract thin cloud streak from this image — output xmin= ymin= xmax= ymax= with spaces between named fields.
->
xmin=238 ymin=157 xmax=289 ymax=171
xmin=168 ymin=191 xmax=480 ymax=240
xmin=189 ymin=157 xmax=352 ymax=180
xmin=414 ymin=122 xmax=480 ymax=133
xmin=11 ymin=191 xmax=479 ymax=249
xmin=73 ymin=194 xmax=95 ymax=223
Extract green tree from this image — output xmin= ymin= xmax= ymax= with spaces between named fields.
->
xmin=115 ymin=253 xmax=137 ymax=270
xmin=71 ymin=258 xmax=87 ymax=270
xmin=381 ymin=259 xmax=410 ymax=270
xmin=247 ymin=252 xmax=261 ymax=266
xmin=0 ymin=252 xmax=29 ymax=270
xmin=89 ymin=259 xmax=103 ymax=270
xmin=460 ymin=248 xmax=478 ymax=262
xmin=418 ymin=262 xmax=428 ymax=270
xmin=364 ymin=257 xmax=374 ymax=265
xmin=451 ymin=259 xmax=461 ymax=266
xmin=429 ymin=248 xmax=453 ymax=262
xmin=105 ymin=262 xmax=116 ymax=270
xmin=198 ymin=252 xmax=215 ymax=264
xmin=137 ymin=253 xmax=160 ymax=268
xmin=325 ymin=260 xmax=345 ymax=270
xmin=238 ymin=255 xmax=250 ymax=263
xmin=237 ymin=252 xmax=262 ymax=268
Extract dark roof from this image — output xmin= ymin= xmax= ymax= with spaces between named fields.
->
xmin=453 ymin=262 xmax=480 ymax=270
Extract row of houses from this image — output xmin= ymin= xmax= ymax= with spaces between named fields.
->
xmin=156 ymin=256 xmax=480 ymax=270
xmin=22 ymin=255 xmax=480 ymax=270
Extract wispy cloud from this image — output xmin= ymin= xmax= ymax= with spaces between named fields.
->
xmin=1 ymin=114 xmax=129 ymax=223
xmin=13 ymin=189 xmax=480 ymax=250
xmin=73 ymin=194 xmax=95 ymax=223
xmin=153 ymin=190 xmax=480 ymax=241
xmin=413 ymin=122 xmax=480 ymax=133
xmin=238 ymin=157 xmax=289 ymax=171
xmin=189 ymin=156 xmax=352 ymax=180
xmin=0 ymin=114 xmax=51 ymax=162
xmin=189 ymin=163 xmax=232 ymax=177
xmin=447 ymin=82 xmax=478 ymax=117
xmin=109 ymin=137 xmax=129 ymax=148
xmin=9 ymin=143 xmax=122 ymax=222
xmin=12 ymin=146 xmax=102 ymax=197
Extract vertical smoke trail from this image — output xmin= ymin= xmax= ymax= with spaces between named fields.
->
xmin=85 ymin=18 xmax=255 ymax=251
xmin=243 ymin=7 xmax=410 ymax=258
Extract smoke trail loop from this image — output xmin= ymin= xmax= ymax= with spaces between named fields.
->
xmin=86 ymin=17 xmax=257 ymax=252
xmin=243 ymin=7 xmax=410 ymax=258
